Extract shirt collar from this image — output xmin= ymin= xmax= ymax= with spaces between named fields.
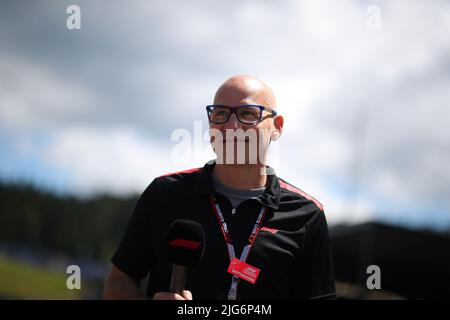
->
xmin=194 ymin=160 xmax=281 ymax=210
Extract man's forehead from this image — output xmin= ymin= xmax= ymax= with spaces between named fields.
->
xmin=213 ymin=75 xmax=276 ymax=107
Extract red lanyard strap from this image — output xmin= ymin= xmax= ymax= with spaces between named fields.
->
xmin=209 ymin=196 xmax=267 ymax=260
xmin=209 ymin=196 xmax=268 ymax=300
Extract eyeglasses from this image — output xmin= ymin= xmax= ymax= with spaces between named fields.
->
xmin=206 ymin=105 xmax=277 ymax=125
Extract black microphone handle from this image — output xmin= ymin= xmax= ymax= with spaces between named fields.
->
xmin=169 ymin=264 xmax=187 ymax=295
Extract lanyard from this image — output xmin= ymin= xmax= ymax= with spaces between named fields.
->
xmin=209 ymin=196 xmax=268 ymax=300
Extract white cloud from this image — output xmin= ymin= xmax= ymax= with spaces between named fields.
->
xmin=0 ymin=55 xmax=96 ymax=131
xmin=41 ymin=127 xmax=173 ymax=195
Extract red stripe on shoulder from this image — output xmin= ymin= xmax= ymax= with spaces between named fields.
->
xmin=278 ymin=179 xmax=324 ymax=211
xmin=159 ymin=167 xmax=202 ymax=178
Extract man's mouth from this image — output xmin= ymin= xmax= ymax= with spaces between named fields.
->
xmin=222 ymin=137 xmax=250 ymax=143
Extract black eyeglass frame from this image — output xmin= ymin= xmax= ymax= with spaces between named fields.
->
xmin=205 ymin=104 xmax=277 ymax=124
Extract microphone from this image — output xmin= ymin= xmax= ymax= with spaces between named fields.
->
xmin=166 ymin=219 xmax=205 ymax=296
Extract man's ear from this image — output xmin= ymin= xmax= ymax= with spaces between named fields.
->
xmin=271 ymin=115 xmax=284 ymax=141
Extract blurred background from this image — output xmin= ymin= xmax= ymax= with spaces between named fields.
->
xmin=0 ymin=0 xmax=449 ymax=299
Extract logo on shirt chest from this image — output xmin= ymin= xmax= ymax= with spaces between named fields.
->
xmin=260 ymin=227 xmax=279 ymax=234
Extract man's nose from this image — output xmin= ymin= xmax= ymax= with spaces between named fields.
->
xmin=222 ymin=113 xmax=241 ymax=130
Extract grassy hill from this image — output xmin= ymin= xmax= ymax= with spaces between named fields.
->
xmin=0 ymin=182 xmax=140 ymax=299
xmin=0 ymin=254 xmax=82 ymax=299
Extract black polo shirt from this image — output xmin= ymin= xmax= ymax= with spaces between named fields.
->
xmin=111 ymin=160 xmax=336 ymax=300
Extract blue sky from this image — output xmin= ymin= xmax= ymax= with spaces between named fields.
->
xmin=1 ymin=0 xmax=449 ymax=230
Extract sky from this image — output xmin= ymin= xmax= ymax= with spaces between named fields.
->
xmin=1 ymin=0 xmax=449 ymax=230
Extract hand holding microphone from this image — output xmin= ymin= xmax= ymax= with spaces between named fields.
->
xmin=152 ymin=219 xmax=205 ymax=300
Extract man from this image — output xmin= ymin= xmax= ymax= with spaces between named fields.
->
xmin=104 ymin=75 xmax=336 ymax=300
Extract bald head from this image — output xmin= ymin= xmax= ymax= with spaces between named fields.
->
xmin=213 ymin=75 xmax=276 ymax=109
